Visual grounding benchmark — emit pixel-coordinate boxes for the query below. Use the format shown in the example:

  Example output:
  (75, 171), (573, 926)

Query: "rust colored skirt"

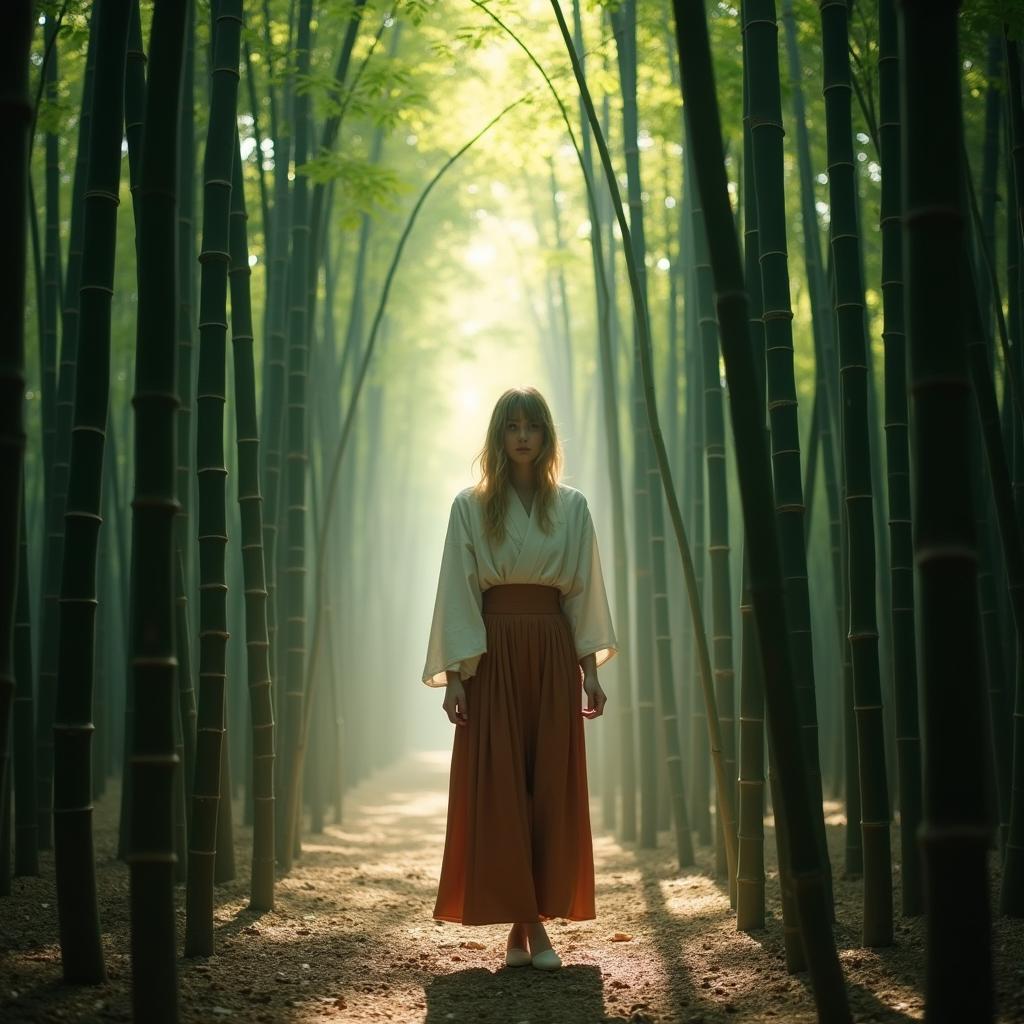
(432, 583), (596, 925)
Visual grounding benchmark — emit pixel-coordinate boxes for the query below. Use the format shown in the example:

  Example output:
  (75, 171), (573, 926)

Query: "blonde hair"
(471, 386), (563, 546)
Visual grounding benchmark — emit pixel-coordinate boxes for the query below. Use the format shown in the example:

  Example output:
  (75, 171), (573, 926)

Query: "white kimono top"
(421, 481), (618, 687)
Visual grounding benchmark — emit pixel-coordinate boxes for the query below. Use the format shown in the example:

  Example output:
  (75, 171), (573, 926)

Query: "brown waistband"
(482, 584), (563, 614)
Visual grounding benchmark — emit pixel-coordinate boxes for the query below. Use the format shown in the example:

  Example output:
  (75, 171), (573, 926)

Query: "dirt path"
(3, 750), (1023, 1023)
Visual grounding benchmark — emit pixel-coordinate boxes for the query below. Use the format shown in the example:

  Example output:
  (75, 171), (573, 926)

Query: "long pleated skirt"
(432, 583), (596, 925)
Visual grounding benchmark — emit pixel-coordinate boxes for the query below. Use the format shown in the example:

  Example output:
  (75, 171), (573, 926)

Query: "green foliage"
(34, 92), (74, 137)
(961, 0), (1024, 43)
(322, 57), (429, 127)
(400, 0), (443, 26)
(300, 151), (408, 225)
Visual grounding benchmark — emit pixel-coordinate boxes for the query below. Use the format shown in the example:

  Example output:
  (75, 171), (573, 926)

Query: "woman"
(422, 386), (618, 971)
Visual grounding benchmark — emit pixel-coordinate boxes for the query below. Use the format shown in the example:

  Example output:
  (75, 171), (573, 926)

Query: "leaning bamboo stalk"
(52, 0), (132, 985)
(38, 11), (100, 853)
(549, 0), (737, 882)
(744, 0), (832, 914)
(669, 0), (850, 1016)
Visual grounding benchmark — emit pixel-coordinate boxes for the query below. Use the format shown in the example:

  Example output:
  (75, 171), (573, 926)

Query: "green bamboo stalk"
(14, 480), (38, 876)
(897, 3), (993, 1017)
(963, 155), (1015, 820)
(744, 0), (832, 914)
(962, 230), (1024, 918)
(780, 3), (845, 814)
(684, 197), (712, 848)
(572, 0), (634, 847)
(40, 12), (61, 538)
(977, 34), (1003, 348)
(28, 63), (57, 836)
(276, 0), (314, 874)
(819, 0), (892, 948)
(175, 548), (196, 840)
(124, 0), (147, 236)
(38, 12), (99, 853)
(228, 127), (276, 911)
(736, 37), (766, 931)
(214, 723), (234, 881)
(691, 154), (737, 885)
(669, 0), (849, 1016)
(1006, 33), (1024, 259)
(242, 40), (272, 258)
(802, 391), (820, 544)
(258, 64), (291, 707)
(128, 0), (187, 1015)
(609, 0), (661, 853)
(176, 0), (198, 810)
(1001, 31), (1024, 920)
(547, 157), (578, 434)
(184, 0), (243, 958)
(877, 0), (922, 917)
(739, 39), (801, 963)
(304, 0), (368, 323)
(52, 0), (132, 984)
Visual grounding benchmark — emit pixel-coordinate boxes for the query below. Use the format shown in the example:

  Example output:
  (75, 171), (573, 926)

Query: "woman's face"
(503, 407), (545, 467)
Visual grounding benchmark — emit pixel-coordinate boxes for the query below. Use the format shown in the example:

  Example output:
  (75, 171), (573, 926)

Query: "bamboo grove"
(1, 0), (1023, 1021)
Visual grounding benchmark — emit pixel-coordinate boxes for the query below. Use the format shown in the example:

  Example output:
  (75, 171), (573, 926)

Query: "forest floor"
(2, 750), (1023, 1024)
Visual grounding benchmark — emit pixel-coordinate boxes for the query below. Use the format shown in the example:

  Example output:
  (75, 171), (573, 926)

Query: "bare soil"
(2, 750), (1023, 1023)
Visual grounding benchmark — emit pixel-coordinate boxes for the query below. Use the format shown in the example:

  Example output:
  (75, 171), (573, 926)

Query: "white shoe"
(530, 947), (562, 970)
(505, 946), (531, 967)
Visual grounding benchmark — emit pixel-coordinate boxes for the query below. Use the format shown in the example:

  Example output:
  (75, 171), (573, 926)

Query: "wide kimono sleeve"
(561, 498), (618, 669)
(421, 494), (487, 687)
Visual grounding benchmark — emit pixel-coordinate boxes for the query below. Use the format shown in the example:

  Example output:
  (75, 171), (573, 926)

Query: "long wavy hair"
(471, 386), (563, 547)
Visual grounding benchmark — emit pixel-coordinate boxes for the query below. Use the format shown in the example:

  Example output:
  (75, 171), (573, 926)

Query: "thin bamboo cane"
(184, 0), (243, 958)
(228, 127), (276, 911)
(877, 0), (922, 917)
(819, 0), (893, 948)
(14, 480), (38, 877)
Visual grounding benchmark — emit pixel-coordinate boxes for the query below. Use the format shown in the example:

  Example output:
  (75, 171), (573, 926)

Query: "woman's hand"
(582, 675), (607, 719)
(580, 654), (607, 719)
(443, 677), (469, 727)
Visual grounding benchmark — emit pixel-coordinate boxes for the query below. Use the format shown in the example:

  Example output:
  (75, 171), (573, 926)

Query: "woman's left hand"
(582, 674), (607, 719)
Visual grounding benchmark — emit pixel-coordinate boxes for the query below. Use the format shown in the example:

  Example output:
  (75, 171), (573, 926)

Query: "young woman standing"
(422, 386), (618, 970)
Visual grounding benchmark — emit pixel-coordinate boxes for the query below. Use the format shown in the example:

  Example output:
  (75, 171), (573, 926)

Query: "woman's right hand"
(443, 679), (469, 727)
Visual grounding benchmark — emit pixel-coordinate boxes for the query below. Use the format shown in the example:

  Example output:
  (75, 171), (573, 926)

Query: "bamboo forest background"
(3, 0), (1024, 1021)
